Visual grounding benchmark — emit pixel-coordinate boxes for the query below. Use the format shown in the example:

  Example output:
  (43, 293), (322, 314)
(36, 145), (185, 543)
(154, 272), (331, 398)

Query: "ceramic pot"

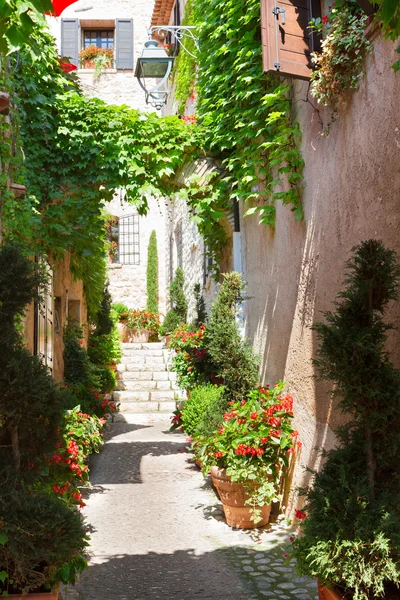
(116, 321), (129, 342)
(127, 329), (150, 343)
(5, 583), (60, 599)
(210, 466), (271, 528)
(318, 582), (347, 600)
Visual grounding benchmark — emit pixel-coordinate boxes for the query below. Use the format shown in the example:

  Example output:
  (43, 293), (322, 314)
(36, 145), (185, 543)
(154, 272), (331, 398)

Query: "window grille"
(83, 30), (114, 50)
(109, 214), (140, 265)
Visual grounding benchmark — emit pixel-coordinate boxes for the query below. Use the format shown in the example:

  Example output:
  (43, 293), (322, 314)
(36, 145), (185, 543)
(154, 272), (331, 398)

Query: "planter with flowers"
(78, 45), (114, 80)
(125, 309), (160, 343)
(199, 382), (301, 528)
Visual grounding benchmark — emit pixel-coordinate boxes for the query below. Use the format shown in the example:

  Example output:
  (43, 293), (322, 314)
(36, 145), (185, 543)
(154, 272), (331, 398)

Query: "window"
(166, 1), (181, 57)
(261, 0), (321, 79)
(61, 18), (134, 70)
(108, 214), (140, 265)
(83, 30), (115, 50)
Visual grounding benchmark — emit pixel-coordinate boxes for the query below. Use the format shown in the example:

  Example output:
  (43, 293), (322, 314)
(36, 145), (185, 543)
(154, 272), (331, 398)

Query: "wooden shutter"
(261, 0), (314, 79)
(61, 19), (79, 67)
(116, 19), (134, 70)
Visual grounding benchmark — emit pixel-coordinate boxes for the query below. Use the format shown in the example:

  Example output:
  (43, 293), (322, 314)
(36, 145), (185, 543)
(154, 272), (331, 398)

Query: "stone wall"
(240, 33), (400, 506)
(106, 195), (167, 315)
(47, 0), (156, 111)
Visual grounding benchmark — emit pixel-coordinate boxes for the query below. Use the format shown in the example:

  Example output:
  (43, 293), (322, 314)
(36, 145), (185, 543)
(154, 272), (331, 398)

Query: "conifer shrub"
(193, 282), (207, 326)
(160, 268), (188, 335)
(146, 230), (159, 314)
(291, 240), (400, 600)
(93, 282), (113, 335)
(111, 302), (130, 322)
(207, 272), (259, 401)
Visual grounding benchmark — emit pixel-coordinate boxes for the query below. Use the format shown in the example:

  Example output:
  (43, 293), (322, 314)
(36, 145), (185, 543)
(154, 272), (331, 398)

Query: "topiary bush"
(93, 282), (113, 335)
(207, 272), (259, 401)
(63, 327), (93, 387)
(181, 384), (225, 436)
(146, 230), (159, 314)
(160, 268), (188, 335)
(160, 308), (182, 336)
(291, 240), (400, 600)
(88, 328), (122, 366)
(194, 387), (230, 439)
(91, 364), (117, 394)
(0, 486), (88, 595)
(193, 282), (207, 327)
(111, 302), (129, 322)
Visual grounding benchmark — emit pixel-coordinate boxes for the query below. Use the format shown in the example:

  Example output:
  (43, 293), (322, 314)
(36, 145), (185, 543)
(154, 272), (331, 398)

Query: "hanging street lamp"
(134, 40), (174, 111)
(135, 27), (198, 110)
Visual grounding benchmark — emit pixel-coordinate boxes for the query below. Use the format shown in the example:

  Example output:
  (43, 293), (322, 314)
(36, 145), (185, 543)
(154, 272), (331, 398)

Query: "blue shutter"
(61, 19), (79, 67)
(116, 19), (134, 70)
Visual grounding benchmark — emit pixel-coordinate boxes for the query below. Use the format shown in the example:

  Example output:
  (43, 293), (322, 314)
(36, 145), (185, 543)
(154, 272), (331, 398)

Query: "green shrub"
(0, 486), (88, 594)
(146, 230), (159, 313)
(111, 302), (129, 322)
(170, 267), (187, 320)
(160, 308), (182, 336)
(94, 283), (113, 335)
(195, 387), (230, 439)
(63, 327), (92, 387)
(88, 327), (122, 365)
(193, 282), (207, 327)
(291, 240), (400, 599)
(91, 364), (117, 394)
(207, 272), (259, 401)
(181, 384), (225, 436)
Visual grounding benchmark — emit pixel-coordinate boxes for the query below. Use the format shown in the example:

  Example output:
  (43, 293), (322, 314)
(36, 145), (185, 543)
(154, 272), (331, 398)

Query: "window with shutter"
(261, 0), (319, 79)
(61, 19), (79, 67)
(116, 19), (134, 70)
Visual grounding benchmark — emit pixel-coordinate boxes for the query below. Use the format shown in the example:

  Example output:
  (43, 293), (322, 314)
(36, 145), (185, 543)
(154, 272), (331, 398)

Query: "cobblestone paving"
(61, 414), (317, 600)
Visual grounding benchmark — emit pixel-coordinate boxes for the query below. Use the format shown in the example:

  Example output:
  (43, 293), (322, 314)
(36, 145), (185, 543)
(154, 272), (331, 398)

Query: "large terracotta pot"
(5, 584), (60, 599)
(127, 329), (150, 343)
(318, 582), (347, 600)
(210, 466), (271, 528)
(116, 321), (129, 342)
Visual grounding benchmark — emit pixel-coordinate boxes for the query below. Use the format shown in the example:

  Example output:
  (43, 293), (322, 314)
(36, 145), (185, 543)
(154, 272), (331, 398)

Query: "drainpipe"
(232, 199), (246, 339)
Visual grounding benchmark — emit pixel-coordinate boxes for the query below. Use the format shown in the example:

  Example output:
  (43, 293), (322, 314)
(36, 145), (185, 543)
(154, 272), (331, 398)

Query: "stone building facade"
(48, 0), (167, 318)
(151, 0), (400, 505)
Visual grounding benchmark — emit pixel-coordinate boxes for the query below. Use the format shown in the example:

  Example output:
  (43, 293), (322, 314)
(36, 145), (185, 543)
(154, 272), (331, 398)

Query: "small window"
(108, 214), (140, 265)
(83, 30), (115, 50)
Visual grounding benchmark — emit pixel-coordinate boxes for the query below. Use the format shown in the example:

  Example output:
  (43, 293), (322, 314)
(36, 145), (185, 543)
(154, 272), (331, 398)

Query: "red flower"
(260, 436), (269, 444)
(250, 412), (258, 420)
(295, 509), (307, 520)
(214, 451), (223, 458)
(322, 15), (329, 24)
(290, 430), (299, 437)
(288, 447), (296, 454)
(297, 441), (303, 449)
(218, 427), (225, 435)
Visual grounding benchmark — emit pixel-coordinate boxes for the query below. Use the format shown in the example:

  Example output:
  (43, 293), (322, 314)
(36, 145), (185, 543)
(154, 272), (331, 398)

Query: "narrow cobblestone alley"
(61, 345), (319, 600)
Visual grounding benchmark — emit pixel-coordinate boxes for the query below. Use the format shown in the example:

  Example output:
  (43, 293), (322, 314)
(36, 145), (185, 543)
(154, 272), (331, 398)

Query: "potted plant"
(78, 45), (114, 71)
(125, 309), (160, 342)
(289, 240), (400, 600)
(199, 383), (301, 528)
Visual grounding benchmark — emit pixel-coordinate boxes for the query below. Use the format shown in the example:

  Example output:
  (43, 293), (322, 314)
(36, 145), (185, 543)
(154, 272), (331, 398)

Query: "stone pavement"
(61, 414), (318, 600)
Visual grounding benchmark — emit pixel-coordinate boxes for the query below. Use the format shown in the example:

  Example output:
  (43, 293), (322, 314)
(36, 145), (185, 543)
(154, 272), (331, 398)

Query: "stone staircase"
(113, 342), (181, 413)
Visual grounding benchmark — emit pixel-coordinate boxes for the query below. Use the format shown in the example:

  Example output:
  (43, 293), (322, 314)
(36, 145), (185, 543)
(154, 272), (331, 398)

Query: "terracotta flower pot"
(210, 466), (271, 529)
(107, 363), (117, 371)
(116, 321), (129, 342)
(318, 582), (347, 600)
(127, 329), (150, 343)
(5, 583), (60, 599)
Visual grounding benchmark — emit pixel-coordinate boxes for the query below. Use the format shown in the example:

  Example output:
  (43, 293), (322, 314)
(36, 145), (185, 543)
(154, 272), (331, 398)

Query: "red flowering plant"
(198, 382), (301, 523)
(39, 407), (106, 508)
(126, 309), (160, 338)
(168, 324), (218, 390)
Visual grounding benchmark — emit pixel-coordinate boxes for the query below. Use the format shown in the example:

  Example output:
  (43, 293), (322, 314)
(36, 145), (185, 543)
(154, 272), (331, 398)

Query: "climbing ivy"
(0, 0), (52, 54)
(192, 0), (304, 226)
(172, 0), (197, 115)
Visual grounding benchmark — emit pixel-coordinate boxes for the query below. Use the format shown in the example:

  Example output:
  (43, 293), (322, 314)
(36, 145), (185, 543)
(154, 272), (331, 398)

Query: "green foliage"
(291, 240), (400, 598)
(94, 283), (114, 336)
(146, 230), (159, 314)
(310, 0), (373, 119)
(63, 327), (92, 388)
(111, 302), (130, 322)
(190, 0), (304, 226)
(193, 282), (207, 326)
(170, 267), (188, 320)
(160, 308), (182, 335)
(91, 364), (117, 394)
(88, 328), (122, 366)
(181, 384), (225, 436)
(374, 0), (400, 41)
(172, 0), (197, 114)
(207, 272), (259, 401)
(194, 387), (229, 439)
(0, 0), (52, 54)
(0, 486), (88, 595)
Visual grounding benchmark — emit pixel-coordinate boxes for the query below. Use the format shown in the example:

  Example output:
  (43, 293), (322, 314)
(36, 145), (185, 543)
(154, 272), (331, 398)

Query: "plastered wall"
(241, 33), (400, 505)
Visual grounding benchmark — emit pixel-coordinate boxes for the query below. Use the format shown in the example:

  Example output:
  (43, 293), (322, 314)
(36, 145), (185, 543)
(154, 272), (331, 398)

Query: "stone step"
(114, 390), (176, 402)
(122, 348), (164, 357)
(121, 342), (165, 350)
(117, 380), (178, 392)
(118, 370), (176, 381)
(117, 401), (177, 413)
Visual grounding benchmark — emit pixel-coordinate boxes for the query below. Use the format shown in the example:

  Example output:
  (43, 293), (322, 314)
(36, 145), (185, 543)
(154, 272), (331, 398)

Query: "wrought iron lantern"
(134, 40), (174, 110)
